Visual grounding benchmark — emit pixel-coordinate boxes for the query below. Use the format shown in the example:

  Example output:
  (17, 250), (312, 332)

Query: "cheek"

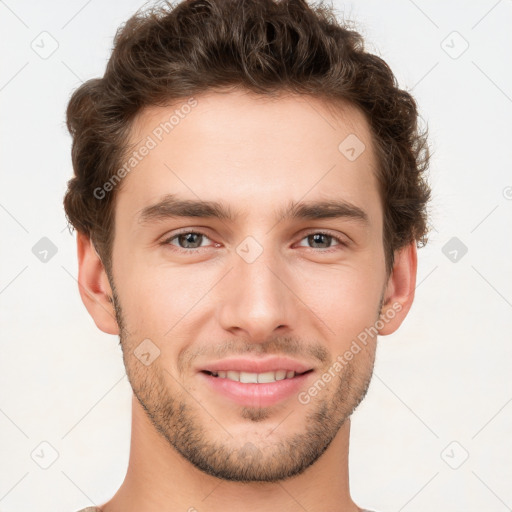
(113, 241), (385, 344)
(114, 258), (215, 336)
(293, 262), (382, 341)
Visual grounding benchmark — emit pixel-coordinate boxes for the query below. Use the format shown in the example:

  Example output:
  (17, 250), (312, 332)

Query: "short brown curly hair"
(63, 0), (430, 277)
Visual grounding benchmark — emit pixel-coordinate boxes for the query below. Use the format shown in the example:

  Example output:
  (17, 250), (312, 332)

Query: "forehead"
(115, 88), (381, 228)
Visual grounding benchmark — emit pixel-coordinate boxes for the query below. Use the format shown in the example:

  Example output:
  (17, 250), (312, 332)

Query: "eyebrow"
(137, 193), (369, 226)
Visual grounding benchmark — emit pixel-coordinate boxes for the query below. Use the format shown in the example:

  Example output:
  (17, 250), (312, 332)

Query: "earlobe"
(378, 242), (417, 336)
(76, 232), (120, 335)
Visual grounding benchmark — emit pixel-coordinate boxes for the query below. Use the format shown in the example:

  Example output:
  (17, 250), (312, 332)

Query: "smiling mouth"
(201, 369), (313, 384)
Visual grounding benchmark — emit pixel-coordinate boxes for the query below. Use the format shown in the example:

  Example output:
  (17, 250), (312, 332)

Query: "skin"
(77, 88), (417, 512)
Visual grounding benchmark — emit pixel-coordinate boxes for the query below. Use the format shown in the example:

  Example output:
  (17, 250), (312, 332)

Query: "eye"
(297, 232), (346, 251)
(160, 230), (348, 254)
(163, 231), (214, 251)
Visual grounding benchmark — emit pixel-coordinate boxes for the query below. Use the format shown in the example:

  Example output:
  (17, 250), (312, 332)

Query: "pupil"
(180, 233), (201, 248)
(309, 233), (330, 248)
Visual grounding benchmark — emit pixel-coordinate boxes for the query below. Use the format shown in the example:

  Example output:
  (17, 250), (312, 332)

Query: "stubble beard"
(110, 283), (377, 483)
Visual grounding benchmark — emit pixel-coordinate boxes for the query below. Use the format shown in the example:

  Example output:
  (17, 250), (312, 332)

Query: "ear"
(378, 242), (417, 335)
(76, 231), (119, 335)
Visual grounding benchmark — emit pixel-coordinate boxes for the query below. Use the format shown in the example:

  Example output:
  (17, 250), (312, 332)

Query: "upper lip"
(199, 356), (314, 374)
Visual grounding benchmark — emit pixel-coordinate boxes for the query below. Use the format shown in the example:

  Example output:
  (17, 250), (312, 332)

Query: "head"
(64, 0), (430, 483)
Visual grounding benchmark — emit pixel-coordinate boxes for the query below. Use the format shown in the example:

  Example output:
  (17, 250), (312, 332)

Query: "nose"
(216, 244), (298, 343)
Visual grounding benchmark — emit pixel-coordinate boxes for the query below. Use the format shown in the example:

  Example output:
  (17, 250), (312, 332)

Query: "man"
(64, 0), (430, 510)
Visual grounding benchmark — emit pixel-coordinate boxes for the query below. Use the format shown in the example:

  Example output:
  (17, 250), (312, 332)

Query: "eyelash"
(160, 229), (348, 254)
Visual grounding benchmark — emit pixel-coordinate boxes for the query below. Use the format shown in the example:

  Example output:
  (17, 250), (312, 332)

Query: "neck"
(100, 394), (360, 512)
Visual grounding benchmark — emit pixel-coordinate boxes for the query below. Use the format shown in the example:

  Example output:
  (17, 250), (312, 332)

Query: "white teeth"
(226, 370), (239, 381)
(210, 370), (298, 383)
(257, 371), (277, 383)
(240, 371), (258, 383)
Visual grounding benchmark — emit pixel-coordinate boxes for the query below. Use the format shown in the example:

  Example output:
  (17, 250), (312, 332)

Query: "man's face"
(108, 89), (389, 482)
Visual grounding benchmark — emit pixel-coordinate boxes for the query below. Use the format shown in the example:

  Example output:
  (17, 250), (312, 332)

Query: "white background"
(1, 0), (511, 511)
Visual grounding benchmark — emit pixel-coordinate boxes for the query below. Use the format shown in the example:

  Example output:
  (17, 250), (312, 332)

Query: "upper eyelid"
(163, 229), (214, 243)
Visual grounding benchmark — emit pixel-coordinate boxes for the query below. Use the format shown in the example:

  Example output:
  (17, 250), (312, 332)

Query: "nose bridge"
(216, 235), (296, 339)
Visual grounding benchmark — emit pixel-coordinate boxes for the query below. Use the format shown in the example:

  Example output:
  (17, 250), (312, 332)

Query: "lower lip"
(199, 371), (314, 407)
